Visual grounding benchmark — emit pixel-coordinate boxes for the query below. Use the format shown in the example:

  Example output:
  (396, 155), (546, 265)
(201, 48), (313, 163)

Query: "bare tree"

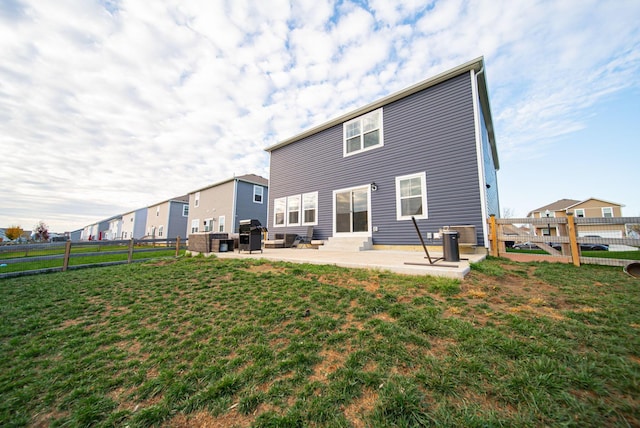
(502, 207), (516, 218)
(33, 221), (50, 242)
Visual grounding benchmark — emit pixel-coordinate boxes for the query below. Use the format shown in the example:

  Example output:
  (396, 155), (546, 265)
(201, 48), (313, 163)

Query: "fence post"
(128, 238), (134, 263)
(566, 212), (581, 267)
(175, 236), (180, 257)
(489, 215), (498, 256)
(62, 241), (72, 272)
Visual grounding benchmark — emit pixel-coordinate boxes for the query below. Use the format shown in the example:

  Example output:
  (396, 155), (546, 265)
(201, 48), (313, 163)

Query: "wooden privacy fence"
(0, 238), (185, 279)
(488, 214), (640, 267)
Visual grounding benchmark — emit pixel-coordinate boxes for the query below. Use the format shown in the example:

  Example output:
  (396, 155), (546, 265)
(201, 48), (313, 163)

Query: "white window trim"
(218, 215), (226, 232)
(158, 225), (164, 237)
(302, 191), (318, 226)
(253, 185), (264, 204)
(343, 108), (384, 157)
(602, 207), (614, 218)
(204, 218), (214, 232)
(395, 172), (428, 220)
(274, 197), (286, 227)
(194, 192), (200, 208)
(182, 204), (189, 217)
(191, 219), (199, 233)
(574, 209), (585, 218)
(287, 195), (301, 226)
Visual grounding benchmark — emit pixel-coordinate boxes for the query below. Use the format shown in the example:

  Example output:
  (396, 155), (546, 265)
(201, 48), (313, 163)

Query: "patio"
(212, 247), (487, 279)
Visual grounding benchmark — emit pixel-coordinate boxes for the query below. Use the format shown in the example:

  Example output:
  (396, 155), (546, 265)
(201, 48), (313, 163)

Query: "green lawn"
(1, 256), (639, 427)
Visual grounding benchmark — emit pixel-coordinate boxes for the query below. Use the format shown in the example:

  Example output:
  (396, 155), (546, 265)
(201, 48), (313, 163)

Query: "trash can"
(442, 230), (460, 262)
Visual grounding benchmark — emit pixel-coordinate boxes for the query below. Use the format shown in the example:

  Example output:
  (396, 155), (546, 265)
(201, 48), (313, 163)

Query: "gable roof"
(529, 199), (581, 215)
(189, 174), (269, 194)
(527, 197), (625, 217)
(265, 56), (498, 168)
(566, 197), (624, 209)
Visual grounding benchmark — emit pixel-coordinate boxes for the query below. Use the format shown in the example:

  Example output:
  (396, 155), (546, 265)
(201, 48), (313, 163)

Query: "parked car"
(512, 242), (540, 250)
(549, 242), (608, 251)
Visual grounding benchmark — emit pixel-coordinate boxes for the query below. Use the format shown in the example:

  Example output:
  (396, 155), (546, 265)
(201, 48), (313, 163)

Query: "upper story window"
(395, 172), (428, 220)
(253, 185), (264, 204)
(344, 108), (383, 156)
(574, 209), (585, 218)
(194, 192), (200, 208)
(182, 205), (189, 217)
(156, 207), (160, 216)
(602, 207), (613, 218)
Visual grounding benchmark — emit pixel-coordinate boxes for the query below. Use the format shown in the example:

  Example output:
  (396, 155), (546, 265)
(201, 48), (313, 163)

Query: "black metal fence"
(0, 238), (186, 279)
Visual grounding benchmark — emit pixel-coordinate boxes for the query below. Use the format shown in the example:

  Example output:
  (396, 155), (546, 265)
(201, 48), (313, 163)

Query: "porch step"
(319, 236), (373, 252)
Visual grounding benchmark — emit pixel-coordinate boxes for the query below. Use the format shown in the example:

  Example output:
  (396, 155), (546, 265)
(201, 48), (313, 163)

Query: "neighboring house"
(265, 57), (499, 250)
(187, 174), (269, 235)
(106, 215), (123, 240)
(145, 195), (190, 239)
(68, 229), (83, 241)
(81, 217), (116, 240)
(528, 198), (626, 238)
(121, 208), (148, 240)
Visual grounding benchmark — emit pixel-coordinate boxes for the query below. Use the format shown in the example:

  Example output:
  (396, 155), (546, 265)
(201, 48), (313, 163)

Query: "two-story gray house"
(145, 195), (190, 240)
(187, 174), (269, 235)
(265, 57), (499, 251)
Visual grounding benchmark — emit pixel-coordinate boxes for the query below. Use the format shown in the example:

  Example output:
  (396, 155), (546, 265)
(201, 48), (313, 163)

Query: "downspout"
(232, 178), (238, 233)
(470, 68), (490, 249)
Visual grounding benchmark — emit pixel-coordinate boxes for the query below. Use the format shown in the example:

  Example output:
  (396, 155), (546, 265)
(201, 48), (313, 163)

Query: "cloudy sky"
(1, 0), (639, 233)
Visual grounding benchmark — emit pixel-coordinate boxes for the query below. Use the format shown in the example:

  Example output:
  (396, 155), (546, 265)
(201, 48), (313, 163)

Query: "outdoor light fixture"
(545, 209), (551, 236)
(371, 182), (378, 191)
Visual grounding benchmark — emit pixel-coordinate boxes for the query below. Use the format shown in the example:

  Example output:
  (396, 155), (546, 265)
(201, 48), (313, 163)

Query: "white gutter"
(470, 68), (490, 248)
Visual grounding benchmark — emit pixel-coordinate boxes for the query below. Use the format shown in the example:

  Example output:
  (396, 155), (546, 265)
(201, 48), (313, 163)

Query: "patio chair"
(292, 226), (314, 248)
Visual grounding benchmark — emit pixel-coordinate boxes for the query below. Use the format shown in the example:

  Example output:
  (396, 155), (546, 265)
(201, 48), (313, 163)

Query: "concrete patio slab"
(210, 247), (487, 279)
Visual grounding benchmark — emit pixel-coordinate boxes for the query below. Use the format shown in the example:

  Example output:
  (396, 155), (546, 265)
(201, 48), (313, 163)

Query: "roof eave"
(265, 57), (487, 153)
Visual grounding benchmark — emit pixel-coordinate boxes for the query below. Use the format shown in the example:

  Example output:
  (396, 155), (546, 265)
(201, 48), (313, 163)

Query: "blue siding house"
(265, 57), (499, 250)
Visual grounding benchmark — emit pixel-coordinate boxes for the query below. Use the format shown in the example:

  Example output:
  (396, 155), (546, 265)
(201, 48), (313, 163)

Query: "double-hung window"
(191, 219), (199, 233)
(274, 197), (286, 227)
(182, 205), (189, 217)
(194, 192), (200, 208)
(574, 209), (585, 218)
(344, 108), (383, 156)
(395, 172), (428, 220)
(287, 195), (301, 226)
(602, 207), (613, 218)
(302, 192), (318, 225)
(218, 216), (226, 232)
(253, 185), (263, 203)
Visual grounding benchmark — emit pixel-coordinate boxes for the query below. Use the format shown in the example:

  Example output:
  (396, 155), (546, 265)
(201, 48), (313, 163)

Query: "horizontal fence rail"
(0, 238), (186, 279)
(489, 215), (640, 267)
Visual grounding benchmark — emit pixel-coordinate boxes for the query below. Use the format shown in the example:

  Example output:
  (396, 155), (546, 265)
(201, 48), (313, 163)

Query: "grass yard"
(1, 256), (639, 427)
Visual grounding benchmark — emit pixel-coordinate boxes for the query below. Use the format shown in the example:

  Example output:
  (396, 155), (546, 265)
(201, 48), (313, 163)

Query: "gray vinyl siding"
(269, 72), (487, 246)
(234, 180), (269, 232)
(479, 98), (500, 218)
(133, 208), (147, 239)
(167, 202), (189, 239)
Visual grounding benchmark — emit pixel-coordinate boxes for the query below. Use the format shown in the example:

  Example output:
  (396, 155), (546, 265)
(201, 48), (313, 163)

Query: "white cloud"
(1, 0), (640, 231)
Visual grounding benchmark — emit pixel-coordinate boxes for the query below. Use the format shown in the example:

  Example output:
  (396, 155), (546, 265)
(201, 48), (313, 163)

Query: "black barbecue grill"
(239, 219), (266, 253)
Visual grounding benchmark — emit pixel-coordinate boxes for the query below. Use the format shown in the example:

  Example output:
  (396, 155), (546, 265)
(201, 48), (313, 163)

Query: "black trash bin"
(442, 230), (460, 262)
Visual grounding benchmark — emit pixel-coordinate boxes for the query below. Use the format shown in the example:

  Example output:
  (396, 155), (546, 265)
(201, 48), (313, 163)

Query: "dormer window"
(344, 109), (383, 156)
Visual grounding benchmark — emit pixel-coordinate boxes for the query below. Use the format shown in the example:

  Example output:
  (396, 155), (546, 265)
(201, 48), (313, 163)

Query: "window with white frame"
(344, 108), (383, 156)
(204, 218), (214, 232)
(218, 216), (225, 232)
(302, 192), (318, 225)
(253, 185), (263, 203)
(158, 226), (164, 237)
(191, 219), (199, 233)
(156, 207), (160, 216)
(395, 172), (428, 220)
(574, 209), (585, 218)
(274, 197), (286, 227)
(194, 192), (200, 208)
(182, 205), (189, 217)
(602, 207), (613, 218)
(287, 195), (301, 226)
